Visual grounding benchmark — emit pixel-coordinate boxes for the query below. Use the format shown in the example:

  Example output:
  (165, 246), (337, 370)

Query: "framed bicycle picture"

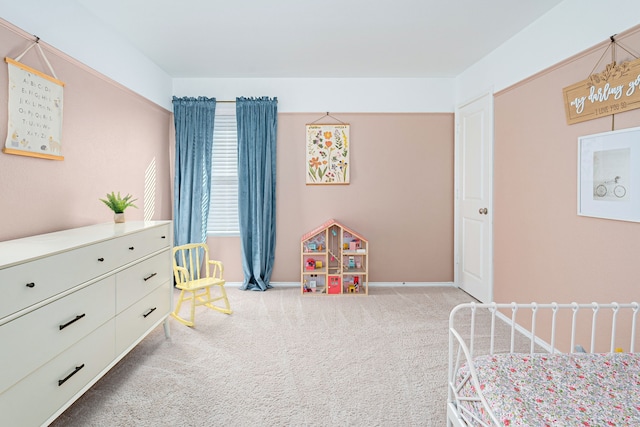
(578, 126), (640, 222)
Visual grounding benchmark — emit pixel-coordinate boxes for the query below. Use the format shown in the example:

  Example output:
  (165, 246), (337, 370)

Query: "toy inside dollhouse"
(302, 229), (327, 293)
(327, 224), (342, 275)
(340, 229), (366, 293)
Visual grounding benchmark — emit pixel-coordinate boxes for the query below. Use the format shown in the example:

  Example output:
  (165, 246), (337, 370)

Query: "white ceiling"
(75, 0), (565, 79)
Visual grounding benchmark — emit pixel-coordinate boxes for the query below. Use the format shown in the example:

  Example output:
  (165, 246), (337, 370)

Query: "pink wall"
(493, 26), (640, 348)
(0, 19), (172, 242)
(209, 112), (455, 283)
(0, 20), (454, 285)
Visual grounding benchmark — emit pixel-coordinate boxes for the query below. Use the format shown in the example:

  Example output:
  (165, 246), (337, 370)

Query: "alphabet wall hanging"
(4, 37), (65, 160)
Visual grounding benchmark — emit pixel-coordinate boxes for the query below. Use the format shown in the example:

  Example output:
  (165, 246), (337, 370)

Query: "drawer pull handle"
(161, 235), (166, 239)
(26, 282), (35, 288)
(59, 313), (86, 330)
(143, 272), (157, 281)
(143, 307), (157, 318)
(129, 246), (135, 251)
(58, 363), (85, 386)
(98, 257), (105, 262)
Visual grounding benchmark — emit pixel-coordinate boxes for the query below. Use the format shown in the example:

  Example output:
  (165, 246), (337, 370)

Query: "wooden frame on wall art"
(578, 126), (640, 222)
(306, 124), (350, 185)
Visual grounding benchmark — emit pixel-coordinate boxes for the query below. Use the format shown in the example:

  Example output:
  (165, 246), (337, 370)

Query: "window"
(207, 102), (239, 236)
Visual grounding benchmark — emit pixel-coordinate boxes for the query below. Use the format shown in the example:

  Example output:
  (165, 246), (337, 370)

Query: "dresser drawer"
(113, 224), (171, 267)
(0, 239), (121, 320)
(115, 250), (171, 313)
(0, 276), (115, 394)
(0, 319), (115, 427)
(115, 281), (170, 354)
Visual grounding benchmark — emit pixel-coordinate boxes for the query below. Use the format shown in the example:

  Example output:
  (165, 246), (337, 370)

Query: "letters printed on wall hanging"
(4, 56), (65, 160)
(306, 124), (350, 185)
(563, 57), (640, 125)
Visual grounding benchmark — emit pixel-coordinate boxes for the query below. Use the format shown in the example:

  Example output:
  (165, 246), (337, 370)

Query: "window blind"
(207, 102), (239, 236)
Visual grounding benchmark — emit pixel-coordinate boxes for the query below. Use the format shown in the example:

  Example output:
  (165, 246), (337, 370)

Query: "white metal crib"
(447, 302), (640, 427)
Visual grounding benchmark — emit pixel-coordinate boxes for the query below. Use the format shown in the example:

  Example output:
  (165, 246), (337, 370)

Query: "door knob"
(478, 208), (488, 215)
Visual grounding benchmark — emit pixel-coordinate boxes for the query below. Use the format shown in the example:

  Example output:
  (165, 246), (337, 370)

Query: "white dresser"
(0, 221), (173, 426)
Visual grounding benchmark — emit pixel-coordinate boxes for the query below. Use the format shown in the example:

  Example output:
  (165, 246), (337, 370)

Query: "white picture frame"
(578, 126), (640, 222)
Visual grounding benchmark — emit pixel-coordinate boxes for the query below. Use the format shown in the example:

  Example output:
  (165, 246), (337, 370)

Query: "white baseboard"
(368, 281), (455, 287)
(224, 282), (299, 288)
(224, 282), (246, 288)
(493, 310), (554, 353)
(226, 281), (456, 288)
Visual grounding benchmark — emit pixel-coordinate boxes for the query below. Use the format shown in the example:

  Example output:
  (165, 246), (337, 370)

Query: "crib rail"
(447, 302), (639, 427)
(451, 302), (639, 357)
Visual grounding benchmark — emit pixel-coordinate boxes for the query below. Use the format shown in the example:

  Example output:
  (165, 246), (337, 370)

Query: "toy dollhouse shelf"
(301, 219), (368, 295)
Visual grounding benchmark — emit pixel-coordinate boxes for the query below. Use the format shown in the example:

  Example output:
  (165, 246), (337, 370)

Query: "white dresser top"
(0, 221), (171, 268)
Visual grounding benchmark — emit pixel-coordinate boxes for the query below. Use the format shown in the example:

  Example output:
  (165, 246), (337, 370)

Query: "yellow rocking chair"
(172, 243), (232, 327)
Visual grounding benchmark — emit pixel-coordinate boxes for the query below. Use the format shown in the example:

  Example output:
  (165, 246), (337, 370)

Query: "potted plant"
(100, 192), (138, 223)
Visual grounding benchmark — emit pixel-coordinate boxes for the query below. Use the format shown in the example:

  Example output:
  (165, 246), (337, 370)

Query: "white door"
(455, 93), (493, 302)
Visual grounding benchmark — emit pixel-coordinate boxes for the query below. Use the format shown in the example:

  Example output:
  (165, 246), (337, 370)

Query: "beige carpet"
(50, 286), (479, 427)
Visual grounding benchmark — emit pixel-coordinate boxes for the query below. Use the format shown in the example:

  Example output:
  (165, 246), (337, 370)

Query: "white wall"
(455, 0), (640, 105)
(4, 0), (639, 113)
(173, 78), (454, 113)
(0, 0), (173, 110)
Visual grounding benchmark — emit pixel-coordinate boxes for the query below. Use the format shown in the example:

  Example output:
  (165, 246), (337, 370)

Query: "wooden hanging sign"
(563, 57), (640, 125)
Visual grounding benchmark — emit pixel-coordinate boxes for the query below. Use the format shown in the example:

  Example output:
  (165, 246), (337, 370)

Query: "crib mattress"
(457, 352), (640, 426)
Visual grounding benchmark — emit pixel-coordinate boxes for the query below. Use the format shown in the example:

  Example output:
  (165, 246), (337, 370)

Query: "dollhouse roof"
(301, 219), (368, 242)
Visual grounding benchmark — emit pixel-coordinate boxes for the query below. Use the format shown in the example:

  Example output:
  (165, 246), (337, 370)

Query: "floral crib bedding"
(457, 352), (640, 426)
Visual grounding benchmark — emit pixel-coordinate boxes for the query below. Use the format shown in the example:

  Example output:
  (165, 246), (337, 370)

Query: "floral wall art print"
(306, 124), (350, 184)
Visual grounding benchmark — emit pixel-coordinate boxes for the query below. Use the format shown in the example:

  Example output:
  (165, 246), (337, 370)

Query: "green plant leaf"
(318, 167), (326, 180)
(99, 191), (138, 214)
